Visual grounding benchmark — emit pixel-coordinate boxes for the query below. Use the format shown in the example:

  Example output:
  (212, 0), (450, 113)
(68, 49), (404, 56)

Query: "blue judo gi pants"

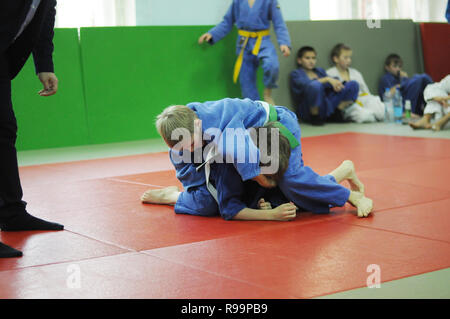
(239, 38), (279, 101)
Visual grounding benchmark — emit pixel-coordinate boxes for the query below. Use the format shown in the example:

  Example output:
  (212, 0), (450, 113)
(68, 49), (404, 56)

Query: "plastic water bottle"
(393, 88), (403, 124)
(383, 88), (394, 123)
(404, 100), (411, 119)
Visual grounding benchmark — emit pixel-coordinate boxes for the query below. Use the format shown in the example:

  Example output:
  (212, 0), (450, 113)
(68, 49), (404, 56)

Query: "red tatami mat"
(358, 158), (450, 192)
(0, 231), (127, 271)
(0, 253), (288, 298)
(1, 132), (449, 298)
(145, 220), (450, 298)
(333, 198), (450, 243)
(19, 152), (172, 188)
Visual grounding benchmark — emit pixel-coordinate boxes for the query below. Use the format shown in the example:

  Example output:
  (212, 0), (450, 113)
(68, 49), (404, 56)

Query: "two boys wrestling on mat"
(141, 98), (373, 221)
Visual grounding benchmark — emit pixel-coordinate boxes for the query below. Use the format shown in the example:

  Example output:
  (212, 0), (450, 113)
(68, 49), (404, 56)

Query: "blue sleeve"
(169, 150), (206, 190)
(269, 0), (291, 47)
(208, 1), (236, 44)
(290, 68), (310, 93)
(215, 120), (261, 182)
(291, 68), (332, 92)
(316, 67), (333, 90)
(211, 164), (248, 221)
(191, 99), (266, 181)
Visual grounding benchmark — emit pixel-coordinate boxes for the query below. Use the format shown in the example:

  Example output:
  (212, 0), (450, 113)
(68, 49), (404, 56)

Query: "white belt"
(196, 146), (219, 203)
(257, 100), (271, 125)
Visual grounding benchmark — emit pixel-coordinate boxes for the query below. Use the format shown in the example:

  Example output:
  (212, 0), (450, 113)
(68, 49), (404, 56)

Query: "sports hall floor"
(0, 122), (449, 299)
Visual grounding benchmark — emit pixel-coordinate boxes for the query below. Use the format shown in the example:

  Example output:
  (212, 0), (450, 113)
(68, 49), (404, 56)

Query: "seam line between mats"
(357, 171), (450, 194)
(330, 218), (450, 245)
(373, 199), (450, 215)
(140, 250), (300, 299)
(0, 229), (137, 273)
(0, 250), (136, 273)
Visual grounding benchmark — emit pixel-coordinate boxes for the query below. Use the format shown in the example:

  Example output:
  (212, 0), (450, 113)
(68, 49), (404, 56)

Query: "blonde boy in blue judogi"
(198, 0), (291, 104)
(142, 98), (373, 219)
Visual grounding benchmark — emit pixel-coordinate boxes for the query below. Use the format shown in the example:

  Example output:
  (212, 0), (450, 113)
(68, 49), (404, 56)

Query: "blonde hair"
(155, 105), (197, 147)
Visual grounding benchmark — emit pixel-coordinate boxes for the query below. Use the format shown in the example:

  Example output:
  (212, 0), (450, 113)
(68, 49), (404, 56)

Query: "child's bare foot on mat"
(141, 186), (180, 205)
(348, 191), (373, 218)
(331, 160), (365, 195)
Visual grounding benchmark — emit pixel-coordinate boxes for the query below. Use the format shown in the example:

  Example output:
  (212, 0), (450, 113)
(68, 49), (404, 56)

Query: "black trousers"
(0, 52), (26, 220)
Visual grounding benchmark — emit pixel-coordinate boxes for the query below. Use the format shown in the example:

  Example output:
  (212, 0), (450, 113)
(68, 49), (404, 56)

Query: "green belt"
(268, 105), (300, 149)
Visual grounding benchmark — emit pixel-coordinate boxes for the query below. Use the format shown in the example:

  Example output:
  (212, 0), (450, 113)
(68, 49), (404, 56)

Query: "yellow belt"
(233, 29), (270, 83)
(356, 92), (369, 107)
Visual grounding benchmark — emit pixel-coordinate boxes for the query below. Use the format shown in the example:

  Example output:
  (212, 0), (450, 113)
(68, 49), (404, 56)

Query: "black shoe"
(0, 211), (64, 231)
(0, 242), (22, 258)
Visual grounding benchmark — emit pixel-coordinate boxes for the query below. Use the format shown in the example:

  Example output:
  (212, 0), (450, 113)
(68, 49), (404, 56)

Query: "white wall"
(135, 0), (310, 26)
(55, 0), (447, 28)
(310, 0), (448, 22)
(55, 0), (136, 28)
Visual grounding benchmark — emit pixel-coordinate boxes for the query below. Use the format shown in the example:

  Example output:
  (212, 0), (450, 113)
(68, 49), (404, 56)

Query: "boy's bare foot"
(141, 186), (180, 205)
(331, 160), (365, 195)
(348, 191), (373, 218)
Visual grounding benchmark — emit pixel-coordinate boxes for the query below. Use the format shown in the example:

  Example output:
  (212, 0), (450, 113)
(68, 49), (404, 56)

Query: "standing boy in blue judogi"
(198, 0), (291, 104)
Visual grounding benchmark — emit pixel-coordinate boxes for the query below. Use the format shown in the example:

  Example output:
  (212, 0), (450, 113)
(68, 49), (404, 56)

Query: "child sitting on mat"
(290, 46), (359, 125)
(378, 53), (433, 117)
(141, 98), (373, 219)
(326, 43), (385, 123)
(409, 74), (450, 131)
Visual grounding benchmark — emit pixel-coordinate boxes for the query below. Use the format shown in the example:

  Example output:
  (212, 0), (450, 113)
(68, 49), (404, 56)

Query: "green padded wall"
(12, 28), (89, 151)
(79, 26), (254, 144)
(273, 20), (425, 110)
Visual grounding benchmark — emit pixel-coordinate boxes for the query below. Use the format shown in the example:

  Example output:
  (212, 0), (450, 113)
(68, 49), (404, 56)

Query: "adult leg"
(0, 54), (63, 233)
(0, 53), (22, 258)
(0, 79), (25, 218)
